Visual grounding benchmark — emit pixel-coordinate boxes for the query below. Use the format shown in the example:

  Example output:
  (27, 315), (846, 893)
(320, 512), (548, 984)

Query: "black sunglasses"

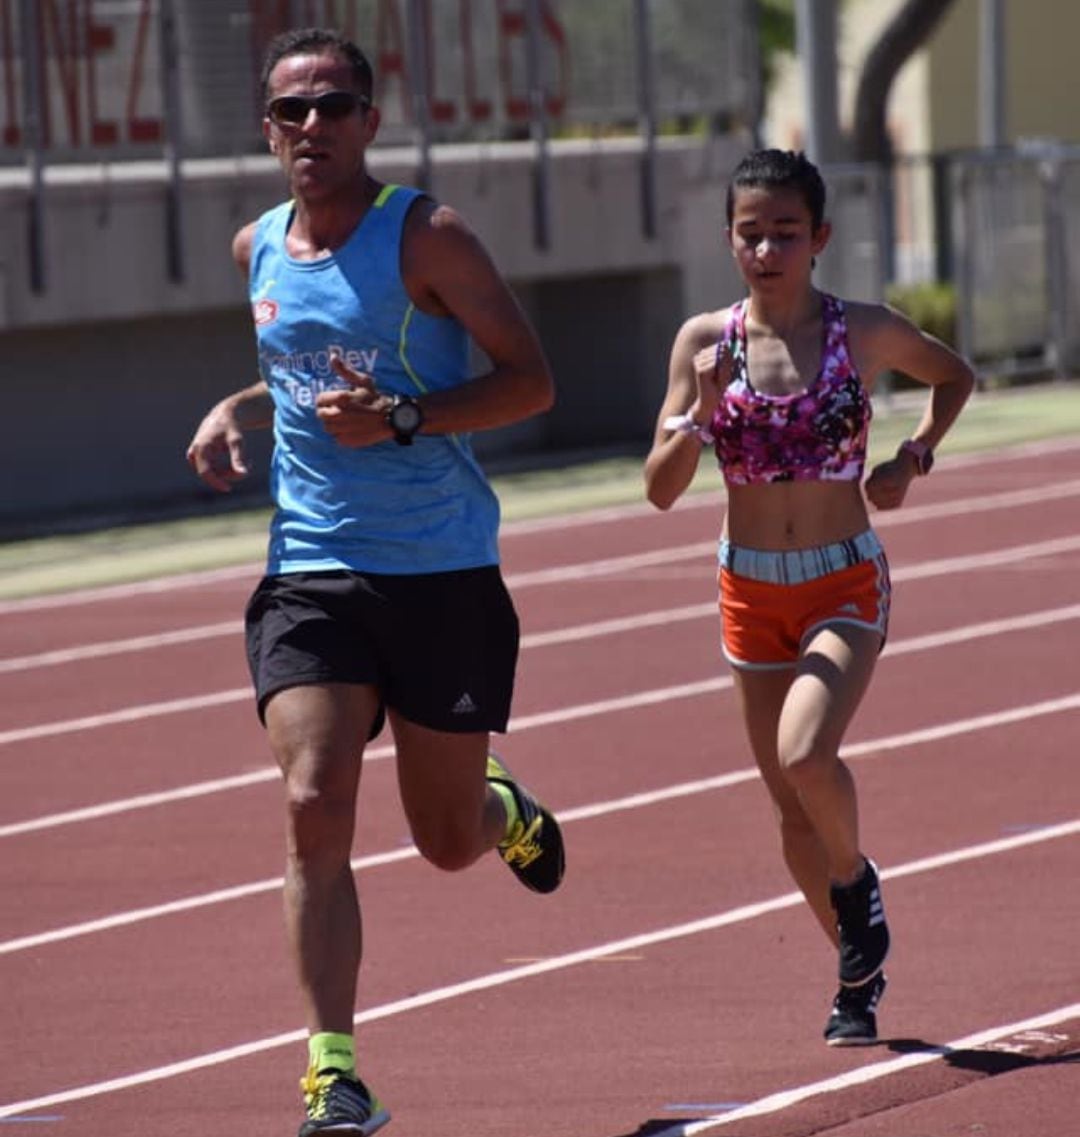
(266, 90), (370, 126)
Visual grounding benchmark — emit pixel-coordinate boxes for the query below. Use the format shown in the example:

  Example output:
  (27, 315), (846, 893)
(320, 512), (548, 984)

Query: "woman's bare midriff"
(722, 480), (871, 550)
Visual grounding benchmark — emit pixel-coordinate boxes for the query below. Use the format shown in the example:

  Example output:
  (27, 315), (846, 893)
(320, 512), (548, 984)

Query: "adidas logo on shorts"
(452, 692), (477, 714)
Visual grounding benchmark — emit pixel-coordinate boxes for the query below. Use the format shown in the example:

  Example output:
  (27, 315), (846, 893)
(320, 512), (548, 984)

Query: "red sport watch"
(898, 439), (934, 476)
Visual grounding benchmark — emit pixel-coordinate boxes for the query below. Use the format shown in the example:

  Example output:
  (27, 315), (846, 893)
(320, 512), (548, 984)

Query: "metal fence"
(1, 0), (760, 162)
(815, 162), (887, 303)
(1056, 155), (1080, 373)
(1, 0), (760, 285)
(950, 147), (1080, 378)
(823, 147), (1080, 381)
(4, 3), (1080, 380)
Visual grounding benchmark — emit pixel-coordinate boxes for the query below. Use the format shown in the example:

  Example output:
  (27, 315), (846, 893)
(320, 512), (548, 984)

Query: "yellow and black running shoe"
(487, 753), (565, 894)
(299, 1067), (390, 1136)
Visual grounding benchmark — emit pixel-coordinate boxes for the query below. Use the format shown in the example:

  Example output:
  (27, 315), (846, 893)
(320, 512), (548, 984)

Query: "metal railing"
(949, 146), (1080, 378)
(826, 147), (1080, 381)
(5, 4), (1078, 381)
(0, 0), (760, 288)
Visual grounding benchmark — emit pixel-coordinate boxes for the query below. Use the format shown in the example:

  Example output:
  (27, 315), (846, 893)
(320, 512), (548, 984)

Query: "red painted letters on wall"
(0, 0), (569, 154)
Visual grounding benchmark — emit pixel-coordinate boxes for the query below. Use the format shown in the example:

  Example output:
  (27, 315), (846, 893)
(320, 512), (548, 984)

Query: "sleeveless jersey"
(248, 185), (501, 575)
(709, 294), (872, 486)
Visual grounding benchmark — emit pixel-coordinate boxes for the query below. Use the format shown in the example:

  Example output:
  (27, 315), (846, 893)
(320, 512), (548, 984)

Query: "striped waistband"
(718, 530), (884, 585)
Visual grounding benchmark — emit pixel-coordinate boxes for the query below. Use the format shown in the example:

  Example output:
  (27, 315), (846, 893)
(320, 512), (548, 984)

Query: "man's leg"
(245, 569), (391, 1132)
(265, 681), (391, 1135)
(391, 716), (565, 893)
(391, 719), (497, 869)
(265, 681), (380, 1035)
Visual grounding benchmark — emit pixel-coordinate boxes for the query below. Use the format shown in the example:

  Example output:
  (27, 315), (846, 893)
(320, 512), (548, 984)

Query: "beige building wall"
(763, 0), (933, 283)
(761, 0), (1080, 285)
(763, 0), (929, 157)
(929, 0), (1080, 149)
(765, 0), (1080, 156)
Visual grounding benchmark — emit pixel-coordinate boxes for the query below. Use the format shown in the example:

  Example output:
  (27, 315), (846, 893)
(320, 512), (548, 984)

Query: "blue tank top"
(249, 185), (501, 574)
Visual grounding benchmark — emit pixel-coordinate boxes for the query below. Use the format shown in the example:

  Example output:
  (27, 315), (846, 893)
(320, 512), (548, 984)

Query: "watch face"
(390, 398), (422, 434)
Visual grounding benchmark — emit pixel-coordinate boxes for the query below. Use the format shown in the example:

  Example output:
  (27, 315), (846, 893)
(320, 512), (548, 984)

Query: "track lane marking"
(3, 536), (1080, 748)
(0, 821), (1076, 1119)
(0, 603), (710, 674)
(643, 1002), (1080, 1135)
(4, 515), (1079, 672)
(0, 620), (242, 674)
(1, 456), (1079, 619)
(3, 476), (1079, 670)
(3, 692), (1078, 954)
(2, 438), (1079, 1122)
(3, 600), (1080, 836)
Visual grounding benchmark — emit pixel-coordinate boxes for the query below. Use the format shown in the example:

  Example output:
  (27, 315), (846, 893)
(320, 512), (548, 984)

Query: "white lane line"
(0, 844), (412, 956)
(0, 620), (242, 674)
(0, 600), (719, 675)
(1, 458), (1078, 620)
(5, 498), (1080, 672)
(2, 600), (1080, 835)
(499, 438), (1080, 536)
(0, 562), (261, 616)
(871, 474), (1080, 527)
(0, 688), (253, 745)
(0, 604), (712, 674)
(0, 820), (1076, 1120)
(646, 1002), (1080, 1136)
(5, 470), (1080, 670)
(3, 694), (1078, 955)
(3, 536), (1078, 747)
(503, 526), (1080, 589)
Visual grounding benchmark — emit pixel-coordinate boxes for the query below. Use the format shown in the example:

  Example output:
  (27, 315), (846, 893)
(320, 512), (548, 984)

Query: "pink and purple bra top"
(708, 294), (871, 486)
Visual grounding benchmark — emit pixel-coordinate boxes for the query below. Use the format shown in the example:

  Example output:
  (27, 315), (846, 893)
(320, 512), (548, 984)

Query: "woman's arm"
(852, 303), (976, 510)
(644, 311), (730, 510)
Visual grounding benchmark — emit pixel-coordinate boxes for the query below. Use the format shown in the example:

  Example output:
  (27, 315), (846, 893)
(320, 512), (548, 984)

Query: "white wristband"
(663, 413), (715, 446)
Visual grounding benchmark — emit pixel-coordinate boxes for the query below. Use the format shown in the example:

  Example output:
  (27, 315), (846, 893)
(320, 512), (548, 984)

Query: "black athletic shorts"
(244, 567), (519, 733)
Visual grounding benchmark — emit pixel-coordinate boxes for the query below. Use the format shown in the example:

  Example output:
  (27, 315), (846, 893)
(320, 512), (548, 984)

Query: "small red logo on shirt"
(253, 299), (279, 326)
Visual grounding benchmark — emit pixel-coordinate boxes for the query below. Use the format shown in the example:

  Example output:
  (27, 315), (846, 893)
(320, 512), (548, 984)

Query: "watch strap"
(388, 394), (423, 446)
(663, 412), (715, 446)
(898, 438), (933, 475)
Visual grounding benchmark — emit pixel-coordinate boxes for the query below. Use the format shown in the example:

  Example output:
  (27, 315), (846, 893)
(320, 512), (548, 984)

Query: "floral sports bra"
(708, 294), (871, 486)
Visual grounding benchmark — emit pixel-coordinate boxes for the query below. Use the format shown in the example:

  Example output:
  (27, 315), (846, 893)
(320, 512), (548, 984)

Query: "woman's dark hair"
(260, 27), (374, 104)
(725, 149), (827, 231)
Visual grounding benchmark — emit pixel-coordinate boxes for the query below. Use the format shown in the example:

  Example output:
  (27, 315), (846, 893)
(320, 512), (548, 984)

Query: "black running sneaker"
(830, 857), (889, 986)
(824, 971), (888, 1046)
(298, 1068), (390, 1136)
(487, 753), (565, 894)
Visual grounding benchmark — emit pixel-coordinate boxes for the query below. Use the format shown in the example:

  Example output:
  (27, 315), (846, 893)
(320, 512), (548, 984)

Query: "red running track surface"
(1, 439), (1078, 1136)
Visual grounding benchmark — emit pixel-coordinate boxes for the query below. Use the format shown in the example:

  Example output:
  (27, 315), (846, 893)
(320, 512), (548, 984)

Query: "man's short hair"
(260, 27), (374, 104)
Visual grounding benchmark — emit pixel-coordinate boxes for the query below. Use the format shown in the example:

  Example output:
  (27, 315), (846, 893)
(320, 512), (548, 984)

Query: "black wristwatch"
(387, 394), (423, 446)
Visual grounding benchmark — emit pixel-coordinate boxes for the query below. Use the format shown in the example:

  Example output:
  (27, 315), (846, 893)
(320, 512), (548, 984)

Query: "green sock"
(490, 781), (521, 846)
(309, 1031), (356, 1076)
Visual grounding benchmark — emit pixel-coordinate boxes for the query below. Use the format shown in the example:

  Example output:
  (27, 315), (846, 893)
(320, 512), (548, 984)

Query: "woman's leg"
(776, 622), (882, 885)
(733, 666), (839, 943)
(779, 622), (891, 991)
